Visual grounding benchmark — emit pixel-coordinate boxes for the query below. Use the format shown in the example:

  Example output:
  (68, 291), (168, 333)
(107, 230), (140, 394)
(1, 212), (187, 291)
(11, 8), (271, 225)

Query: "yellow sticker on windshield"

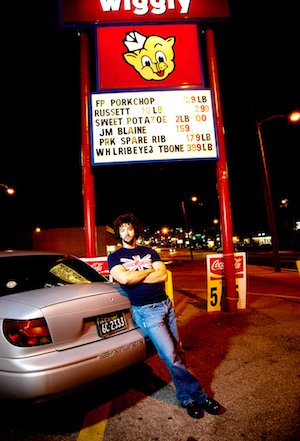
(50, 263), (91, 284)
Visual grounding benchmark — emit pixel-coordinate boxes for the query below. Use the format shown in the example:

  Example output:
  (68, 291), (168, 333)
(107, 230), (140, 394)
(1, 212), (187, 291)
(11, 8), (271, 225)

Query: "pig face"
(123, 35), (175, 81)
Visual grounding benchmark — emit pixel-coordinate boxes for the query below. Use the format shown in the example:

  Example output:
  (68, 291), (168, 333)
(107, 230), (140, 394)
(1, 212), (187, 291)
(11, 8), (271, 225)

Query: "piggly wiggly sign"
(95, 24), (203, 90)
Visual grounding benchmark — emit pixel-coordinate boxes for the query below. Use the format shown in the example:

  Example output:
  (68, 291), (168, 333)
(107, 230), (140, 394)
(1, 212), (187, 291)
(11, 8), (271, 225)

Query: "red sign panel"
(209, 255), (245, 280)
(96, 24), (203, 90)
(59, 0), (230, 26)
(81, 257), (109, 277)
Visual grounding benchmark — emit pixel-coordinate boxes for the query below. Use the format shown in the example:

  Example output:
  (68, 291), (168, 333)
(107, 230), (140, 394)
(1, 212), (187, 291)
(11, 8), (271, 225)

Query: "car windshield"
(0, 255), (106, 296)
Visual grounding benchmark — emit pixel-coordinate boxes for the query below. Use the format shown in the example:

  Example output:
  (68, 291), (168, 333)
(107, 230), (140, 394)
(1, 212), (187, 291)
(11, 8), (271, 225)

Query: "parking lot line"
(77, 401), (111, 441)
(247, 292), (300, 300)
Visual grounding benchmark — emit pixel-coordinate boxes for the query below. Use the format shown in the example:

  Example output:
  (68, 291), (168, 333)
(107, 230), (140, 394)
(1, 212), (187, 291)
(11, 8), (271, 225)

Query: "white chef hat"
(123, 31), (147, 52)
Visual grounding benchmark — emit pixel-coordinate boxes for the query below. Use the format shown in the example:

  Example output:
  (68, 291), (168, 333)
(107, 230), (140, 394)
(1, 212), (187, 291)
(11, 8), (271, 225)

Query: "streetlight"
(6, 188), (15, 195)
(0, 183), (15, 195)
(181, 200), (193, 259)
(289, 111), (300, 122)
(212, 218), (221, 250)
(180, 196), (203, 259)
(280, 198), (289, 208)
(256, 112), (300, 272)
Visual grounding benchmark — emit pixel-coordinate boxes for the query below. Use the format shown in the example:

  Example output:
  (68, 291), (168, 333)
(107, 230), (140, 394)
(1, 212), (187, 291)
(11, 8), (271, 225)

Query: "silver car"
(0, 251), (154, 402)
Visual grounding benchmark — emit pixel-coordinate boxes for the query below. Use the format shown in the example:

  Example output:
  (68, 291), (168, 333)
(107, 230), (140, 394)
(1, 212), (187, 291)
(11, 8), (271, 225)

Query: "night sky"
(1, 1), (299, 246)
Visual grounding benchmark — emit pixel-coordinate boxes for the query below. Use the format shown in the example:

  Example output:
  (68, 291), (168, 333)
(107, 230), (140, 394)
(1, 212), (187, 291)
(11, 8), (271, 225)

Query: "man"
(108, 213), (221, 419)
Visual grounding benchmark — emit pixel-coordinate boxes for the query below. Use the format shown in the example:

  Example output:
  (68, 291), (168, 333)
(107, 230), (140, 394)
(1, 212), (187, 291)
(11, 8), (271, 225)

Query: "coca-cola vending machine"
(206, 253), (246, 311)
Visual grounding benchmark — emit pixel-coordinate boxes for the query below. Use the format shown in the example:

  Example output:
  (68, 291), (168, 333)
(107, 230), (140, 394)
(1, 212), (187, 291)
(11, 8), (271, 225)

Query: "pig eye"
(141, 56), (152, 67)
(155, 51), (166, 63)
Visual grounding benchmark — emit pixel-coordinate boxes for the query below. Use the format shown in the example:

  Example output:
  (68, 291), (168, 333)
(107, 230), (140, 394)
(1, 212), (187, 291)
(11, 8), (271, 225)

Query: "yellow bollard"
(296, 261), (300, 277)
(164, 270), (174, 305)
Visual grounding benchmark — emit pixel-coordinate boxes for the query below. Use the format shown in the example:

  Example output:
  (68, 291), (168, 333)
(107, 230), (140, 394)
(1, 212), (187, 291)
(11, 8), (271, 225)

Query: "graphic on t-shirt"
(121, 254), (153, 271)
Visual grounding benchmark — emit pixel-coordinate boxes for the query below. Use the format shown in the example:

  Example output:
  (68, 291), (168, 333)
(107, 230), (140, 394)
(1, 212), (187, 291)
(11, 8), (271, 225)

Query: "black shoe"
(182, 402), (204, 419)
(201, 397), (221, 415)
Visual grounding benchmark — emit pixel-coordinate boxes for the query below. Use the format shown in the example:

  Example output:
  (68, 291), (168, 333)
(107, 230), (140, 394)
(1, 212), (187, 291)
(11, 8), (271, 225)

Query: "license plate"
(96, 311), (127, 338)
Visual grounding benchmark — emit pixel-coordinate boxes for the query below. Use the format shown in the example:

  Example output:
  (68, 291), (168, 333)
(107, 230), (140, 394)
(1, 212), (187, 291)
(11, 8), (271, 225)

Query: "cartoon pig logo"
(123, 31), (175, 81)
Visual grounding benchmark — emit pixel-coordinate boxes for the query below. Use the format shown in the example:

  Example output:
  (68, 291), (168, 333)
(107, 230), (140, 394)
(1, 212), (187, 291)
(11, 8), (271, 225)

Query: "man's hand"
(142, 261), (168, 284)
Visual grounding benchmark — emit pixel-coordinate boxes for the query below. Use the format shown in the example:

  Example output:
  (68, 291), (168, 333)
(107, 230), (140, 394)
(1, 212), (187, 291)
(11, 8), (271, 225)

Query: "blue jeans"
(132, 297), (206, 406)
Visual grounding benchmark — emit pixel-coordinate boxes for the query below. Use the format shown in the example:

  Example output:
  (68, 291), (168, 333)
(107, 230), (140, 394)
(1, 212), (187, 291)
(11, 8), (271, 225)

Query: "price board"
(90, 89), (218, 165)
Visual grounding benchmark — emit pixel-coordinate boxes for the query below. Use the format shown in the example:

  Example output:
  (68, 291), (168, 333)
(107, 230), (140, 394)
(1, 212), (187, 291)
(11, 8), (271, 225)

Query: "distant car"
(0, 251), (154, 402)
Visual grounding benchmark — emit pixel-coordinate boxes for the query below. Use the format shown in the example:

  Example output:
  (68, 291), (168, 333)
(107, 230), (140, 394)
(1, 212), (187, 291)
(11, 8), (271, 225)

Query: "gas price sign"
(90, 89), (218, 165)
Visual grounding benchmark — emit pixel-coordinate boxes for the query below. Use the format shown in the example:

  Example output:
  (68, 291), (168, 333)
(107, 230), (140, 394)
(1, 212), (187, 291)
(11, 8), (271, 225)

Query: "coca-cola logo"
(210, 258), (224, 276)
(210, 256), (244, 278)
(91, 262), (109, 275)
(234, 257), (243, 272)
(91, 262), (105, 272)
(82, 259), (109, 275)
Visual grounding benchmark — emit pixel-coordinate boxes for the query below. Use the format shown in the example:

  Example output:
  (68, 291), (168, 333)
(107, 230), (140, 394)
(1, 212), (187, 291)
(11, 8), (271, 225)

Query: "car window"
(0, 255), (106, 296)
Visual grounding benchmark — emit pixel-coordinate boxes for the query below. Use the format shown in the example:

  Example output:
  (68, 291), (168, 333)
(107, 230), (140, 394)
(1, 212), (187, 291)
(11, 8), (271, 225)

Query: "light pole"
(180, 196), (202, 260)
(181, 200), (193, 259)
(256, 111), (300, 272)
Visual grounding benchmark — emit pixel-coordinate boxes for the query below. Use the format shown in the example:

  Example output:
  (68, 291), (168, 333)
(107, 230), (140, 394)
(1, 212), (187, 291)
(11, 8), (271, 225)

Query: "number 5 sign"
(206, 253), (246, 312)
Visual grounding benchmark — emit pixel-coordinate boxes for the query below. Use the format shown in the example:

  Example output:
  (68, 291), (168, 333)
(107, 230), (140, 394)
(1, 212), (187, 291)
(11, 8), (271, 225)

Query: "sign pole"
(79, 32), (97, 258)
(205, 29), (237, 313)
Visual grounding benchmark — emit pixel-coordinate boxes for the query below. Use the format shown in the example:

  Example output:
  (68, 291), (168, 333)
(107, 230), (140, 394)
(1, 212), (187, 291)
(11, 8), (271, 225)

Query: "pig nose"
(155, 61), (167, 72)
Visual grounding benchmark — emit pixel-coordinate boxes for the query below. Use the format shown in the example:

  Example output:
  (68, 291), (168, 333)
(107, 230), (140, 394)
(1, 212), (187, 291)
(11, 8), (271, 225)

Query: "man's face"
(119, 223), (136, 246)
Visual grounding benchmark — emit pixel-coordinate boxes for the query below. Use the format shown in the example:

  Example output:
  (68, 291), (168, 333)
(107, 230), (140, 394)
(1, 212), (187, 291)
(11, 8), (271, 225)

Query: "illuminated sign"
(59, 0), (230, 26)
(96, 24), (203, 90)
(90, 89), (218, 165)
